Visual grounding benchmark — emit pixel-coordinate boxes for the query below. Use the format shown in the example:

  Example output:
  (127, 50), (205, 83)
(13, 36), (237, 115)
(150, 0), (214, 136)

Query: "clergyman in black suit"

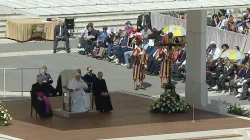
(53, 20), (70, 53)
(137, 12), (151, 32)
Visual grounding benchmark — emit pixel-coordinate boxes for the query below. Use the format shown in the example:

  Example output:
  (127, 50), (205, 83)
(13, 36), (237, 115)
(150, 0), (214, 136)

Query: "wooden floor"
(1, 92), (250, 140)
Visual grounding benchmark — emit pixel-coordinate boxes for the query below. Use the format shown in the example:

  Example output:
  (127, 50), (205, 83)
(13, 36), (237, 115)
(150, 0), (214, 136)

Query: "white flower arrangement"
(0, 101), (12, 126)
(150, 91), (189, 114)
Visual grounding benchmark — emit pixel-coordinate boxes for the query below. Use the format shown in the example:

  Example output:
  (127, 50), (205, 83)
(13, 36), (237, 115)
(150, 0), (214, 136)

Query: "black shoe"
(53, 50), (56, 54)
(66, 50), (71, 53)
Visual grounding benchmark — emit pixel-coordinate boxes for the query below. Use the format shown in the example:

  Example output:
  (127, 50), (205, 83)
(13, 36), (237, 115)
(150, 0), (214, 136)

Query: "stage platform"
(52, 109), (97, 118)
(1, 92), (250, 140)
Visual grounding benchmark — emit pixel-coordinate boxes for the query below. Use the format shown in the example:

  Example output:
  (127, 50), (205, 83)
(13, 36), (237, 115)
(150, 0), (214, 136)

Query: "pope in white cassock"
(68, 72), (91, 112)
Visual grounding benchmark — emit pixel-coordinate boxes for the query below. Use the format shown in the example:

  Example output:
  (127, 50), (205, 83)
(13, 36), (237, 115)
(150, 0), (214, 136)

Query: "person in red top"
(162, 34), (168, 43)
(173, 47), (180, 63)
(124, 21), (133, 36)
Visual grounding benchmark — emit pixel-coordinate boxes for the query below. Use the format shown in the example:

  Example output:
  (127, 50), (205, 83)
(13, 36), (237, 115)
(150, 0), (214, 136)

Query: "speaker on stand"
(64, 18), (77, 38)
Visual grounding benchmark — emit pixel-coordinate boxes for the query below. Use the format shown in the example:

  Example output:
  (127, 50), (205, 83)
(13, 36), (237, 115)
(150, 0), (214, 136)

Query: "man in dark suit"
(146, 45), (158, 75)
(239, 63), (250, 100)
(37, 66), (57, 96)
(217, 61), (234, 94)
(53, 20), (70, 53)
(137, 12), (151, 32)
(83, 66), (97, 93)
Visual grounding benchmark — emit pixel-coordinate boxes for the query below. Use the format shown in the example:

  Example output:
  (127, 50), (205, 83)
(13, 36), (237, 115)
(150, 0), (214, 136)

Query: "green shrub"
(0, 101), (12, 126)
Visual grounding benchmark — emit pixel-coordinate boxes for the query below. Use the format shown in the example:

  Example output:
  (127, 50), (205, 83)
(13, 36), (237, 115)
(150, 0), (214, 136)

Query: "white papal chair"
(60, 69), (77, 112)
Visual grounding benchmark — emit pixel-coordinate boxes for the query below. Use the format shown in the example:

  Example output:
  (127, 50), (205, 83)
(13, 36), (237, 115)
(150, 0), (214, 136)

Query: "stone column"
(185, 10), (208, 108)
(185, 10), (227, 114)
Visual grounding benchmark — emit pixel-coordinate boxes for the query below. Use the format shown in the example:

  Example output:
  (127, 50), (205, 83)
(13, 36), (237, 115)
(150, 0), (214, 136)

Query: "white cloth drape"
(68, 78), (91, 113)
(150, 12), (250, 52)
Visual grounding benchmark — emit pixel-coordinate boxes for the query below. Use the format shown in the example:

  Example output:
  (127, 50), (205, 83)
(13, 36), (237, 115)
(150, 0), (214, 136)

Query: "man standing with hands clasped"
(53, 20), (70, 54)
(137, 12), (151, 32)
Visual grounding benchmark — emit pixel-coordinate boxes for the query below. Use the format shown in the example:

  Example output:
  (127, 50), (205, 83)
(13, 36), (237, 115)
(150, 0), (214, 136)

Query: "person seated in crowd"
(175, 58), (186, 81)
(147, 42), (163, 76)
(172, 45), (186, 77)
(206, 42), (222, 62)
(113, 32), (131, 65)
(108, 32), (130, 64)
(209, 14), (220, 27)
(82, 24), (98, 55)
(236, 63), (250, 100)
(53, 20), (70, 53)
(78, 23), (93, 48)
(93, 72), (113, 112)
(231, 24), (238, 32)
(207, 58), (225, 90)
(221, 21), (232, 31)
(83, 66), (97, 93)
(216, 60), (234, 94)
(241, 22), (249, 35)
(140, 25), (152, 39)
(31, 75), (52, 118)
(37, 66), (57, 96)
(234, 46), (240, 51)
(242, 50), (250, 64)
(106, 33), (122, 57)
(221, 43), (229, 53)
(67, 71), (90, 112)
(123, 37), (148, 67)
(217, 15), (227, 29)
(229, 63), (245, 95)
(173, 47), (180, 63)
(92, 26), (109, 59)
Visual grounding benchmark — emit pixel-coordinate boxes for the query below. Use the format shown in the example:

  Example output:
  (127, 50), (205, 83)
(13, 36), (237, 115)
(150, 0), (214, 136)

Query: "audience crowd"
(207, 8), (250, 34)
(76, 10), (250, 101)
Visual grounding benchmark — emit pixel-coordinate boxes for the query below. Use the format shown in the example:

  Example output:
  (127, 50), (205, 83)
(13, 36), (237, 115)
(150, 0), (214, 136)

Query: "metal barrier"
(0, 68), (40, 98)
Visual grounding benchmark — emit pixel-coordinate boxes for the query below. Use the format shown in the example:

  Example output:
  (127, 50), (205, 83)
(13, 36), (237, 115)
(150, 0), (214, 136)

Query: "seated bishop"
(67, 71), (91, 113)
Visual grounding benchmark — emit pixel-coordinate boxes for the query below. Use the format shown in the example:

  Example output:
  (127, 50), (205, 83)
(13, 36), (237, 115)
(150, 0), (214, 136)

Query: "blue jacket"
(147, 46), (157, 57)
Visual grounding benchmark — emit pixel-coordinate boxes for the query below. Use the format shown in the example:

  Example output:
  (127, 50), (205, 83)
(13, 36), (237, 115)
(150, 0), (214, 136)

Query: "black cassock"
(31, 82), (52, 118)
(93, 79), (113, 112)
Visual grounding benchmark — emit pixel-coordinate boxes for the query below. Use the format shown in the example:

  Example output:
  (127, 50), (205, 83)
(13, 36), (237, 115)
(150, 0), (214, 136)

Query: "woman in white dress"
(67, 72), (91, 112)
